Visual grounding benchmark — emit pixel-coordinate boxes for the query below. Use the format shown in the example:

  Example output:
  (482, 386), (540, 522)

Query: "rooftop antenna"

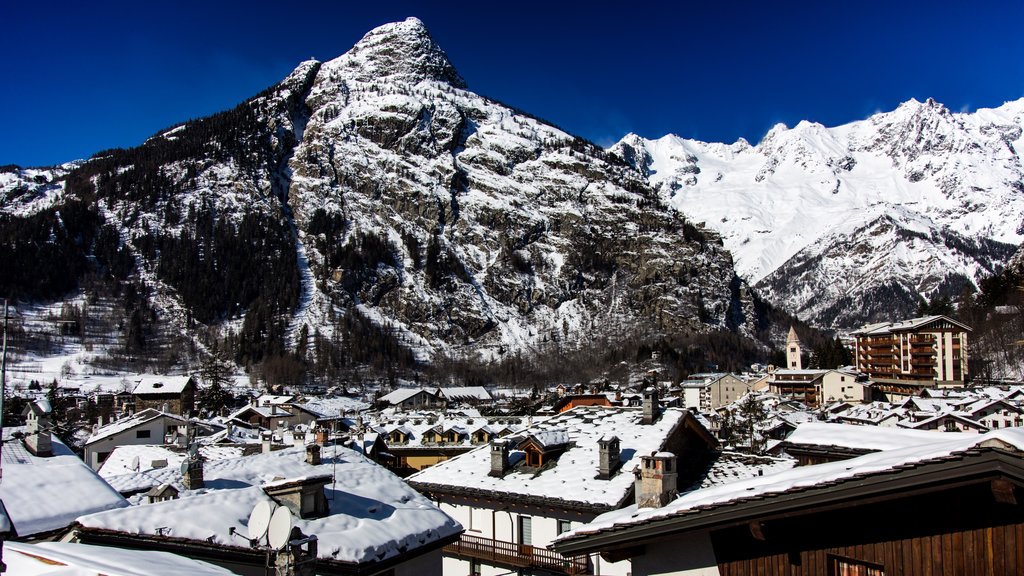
(130, 455), (140, 472)
(267, 505), (294, 551)
(247, 500), (274, 546)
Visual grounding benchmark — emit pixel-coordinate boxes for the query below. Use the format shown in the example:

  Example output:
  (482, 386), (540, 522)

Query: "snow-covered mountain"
(613, 97), (1024, 328)
(1, 18), (785, 375)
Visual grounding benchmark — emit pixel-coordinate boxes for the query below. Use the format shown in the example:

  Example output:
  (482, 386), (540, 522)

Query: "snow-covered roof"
(98, 444), (250, 493)
(851, 315), (972, 336)
(365, 411), (525, 450)
(785, 422), (963, 452)
(379, 387), (436, 404)
(5, 541), (240, 576)
(229, 405), (293, 419)
(86, 409), (187, 445)
(0, 428), (128, 537)
(132, 375), (193, 395)
(526, 428), (570, 450)
(75, 444), (461, 566)
(408, 406), (709, 511)
(685, 451), (796, 492)
(435, 386), (492, 402)
(557, 427), (1024, 543)
(256, 394), (294, 406)
(297, 396), (370, 417)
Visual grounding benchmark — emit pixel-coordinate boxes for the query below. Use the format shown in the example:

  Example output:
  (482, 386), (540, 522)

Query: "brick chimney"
(489, 439), (510, 477)
(263, 475), (332, 519)
(597, 436), (620, 480)
(184, 457), (205, 490)
(642, 387), (660, 425)
(305, 443), (321, 466)
(634, 451), (677, 508)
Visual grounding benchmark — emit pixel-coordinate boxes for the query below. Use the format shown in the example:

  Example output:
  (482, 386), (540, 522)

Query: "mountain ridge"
(0, 18), (799, 385)
(613, 96), (1024, 328)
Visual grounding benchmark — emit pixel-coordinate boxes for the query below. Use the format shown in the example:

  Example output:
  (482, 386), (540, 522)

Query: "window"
(136, 429), (152, 439)
(558, 520), (572, 535)
(830, 555), (885, 576)
(944, 421), (958, 432)
(518, 516), (533, 546)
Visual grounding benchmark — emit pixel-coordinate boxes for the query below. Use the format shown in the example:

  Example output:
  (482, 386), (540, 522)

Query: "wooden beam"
(991, 478), (1017, 505)
(749, 520), (766, 541)
(601, 545), (644, 563)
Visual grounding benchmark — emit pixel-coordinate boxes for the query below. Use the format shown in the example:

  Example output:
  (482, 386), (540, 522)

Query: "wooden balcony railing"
(444, 533), (589, 575)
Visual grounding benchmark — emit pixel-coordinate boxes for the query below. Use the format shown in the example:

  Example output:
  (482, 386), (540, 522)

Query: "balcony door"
(518, 515), (533, 555)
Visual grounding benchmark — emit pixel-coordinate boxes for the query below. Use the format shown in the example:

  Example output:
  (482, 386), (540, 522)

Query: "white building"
(83, 409), (188, 469)
(407, 393), (719, 576)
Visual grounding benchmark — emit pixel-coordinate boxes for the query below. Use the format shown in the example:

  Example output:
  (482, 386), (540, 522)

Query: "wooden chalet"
(555, 429), (1024, 576)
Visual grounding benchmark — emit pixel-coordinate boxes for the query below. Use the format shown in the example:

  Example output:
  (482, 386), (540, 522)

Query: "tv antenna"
(247, 500), (274, 545)
(267, 505), (294, 550)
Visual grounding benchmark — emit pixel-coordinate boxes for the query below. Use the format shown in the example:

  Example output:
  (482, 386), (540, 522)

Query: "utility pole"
(1, 299), (7, 462)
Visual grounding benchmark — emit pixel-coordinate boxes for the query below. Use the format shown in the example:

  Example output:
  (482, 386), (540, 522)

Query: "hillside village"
(2, 310), (1024, 575)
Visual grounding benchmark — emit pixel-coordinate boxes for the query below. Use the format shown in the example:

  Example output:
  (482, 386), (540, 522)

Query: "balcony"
(444, 533), (589, 575)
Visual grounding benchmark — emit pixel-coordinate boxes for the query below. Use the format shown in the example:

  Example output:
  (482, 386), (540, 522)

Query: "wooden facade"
(713, 481), (1024, 575)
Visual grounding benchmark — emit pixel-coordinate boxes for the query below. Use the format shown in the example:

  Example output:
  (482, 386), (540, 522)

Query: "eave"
(553, 448), (1024, 556)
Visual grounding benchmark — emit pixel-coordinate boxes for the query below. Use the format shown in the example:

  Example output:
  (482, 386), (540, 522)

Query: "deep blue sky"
(3, 1), (1022, 167)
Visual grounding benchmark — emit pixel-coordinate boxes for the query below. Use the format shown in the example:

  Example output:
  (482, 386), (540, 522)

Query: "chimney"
(183, 457), (205, 490)
(634, 451), (678, 508)
(597, 436), (620, 480)
(643, 387), (660, 425)
(263, 475), (332, 519)
(262, 431), (273, 454)
(489, 439), (510, 477)
(25, 400), (53, 457)
(305, 443), (321, 466)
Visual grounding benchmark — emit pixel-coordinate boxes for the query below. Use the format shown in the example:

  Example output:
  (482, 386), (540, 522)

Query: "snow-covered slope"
(614, 97), (1024, 328)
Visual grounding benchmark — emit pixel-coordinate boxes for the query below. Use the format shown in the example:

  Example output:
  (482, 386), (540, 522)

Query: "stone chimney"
(184, 457), (205, 490)
(597, 436), (620, 480)
(263, 475), (332, 519)
(24, 399), (53, 457)
(634, 451), (678, 508)
(642, 387), (660, 425)
(489, 439), (510, 477)
(305, 443), (321, 466)
(262, 431), (273, 454)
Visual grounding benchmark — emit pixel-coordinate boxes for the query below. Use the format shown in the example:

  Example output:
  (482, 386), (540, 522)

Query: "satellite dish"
(130, 456), (140, 471)
(267, 506), (294, 550)
(188, 443), (199, 458)
(247, 501), (274, 542)
(180, 459), (190, 475)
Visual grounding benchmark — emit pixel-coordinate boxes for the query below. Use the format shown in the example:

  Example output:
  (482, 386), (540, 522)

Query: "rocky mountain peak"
(331, 17), (467, 89)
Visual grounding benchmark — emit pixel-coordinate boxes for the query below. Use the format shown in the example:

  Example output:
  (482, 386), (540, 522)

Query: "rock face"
(286, 18), (761, 359)
(614, 97), (1024, 329)
(1, 18), (774, 367)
